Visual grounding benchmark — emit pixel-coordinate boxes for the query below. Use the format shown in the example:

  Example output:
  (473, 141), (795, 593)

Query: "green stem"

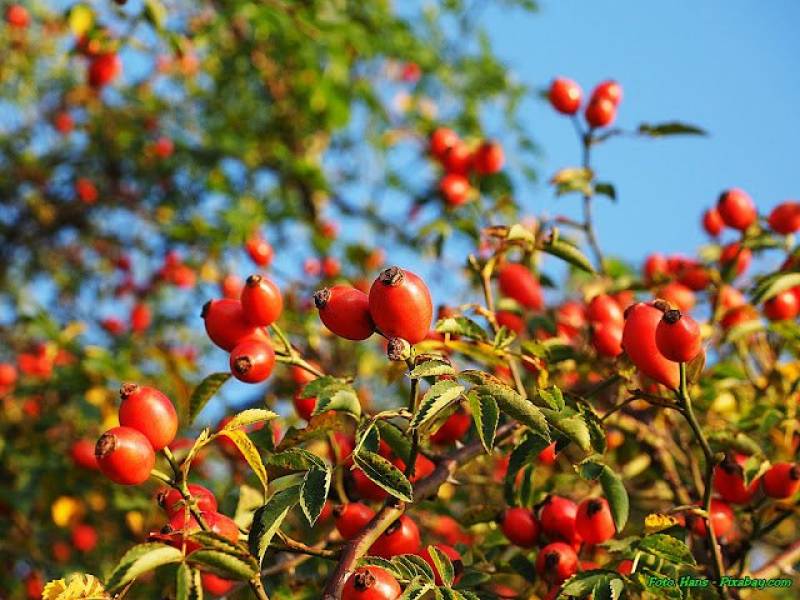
(404, 358), (420, 479)
(677, 363), (728, 600)
(249, 576), (270, 600)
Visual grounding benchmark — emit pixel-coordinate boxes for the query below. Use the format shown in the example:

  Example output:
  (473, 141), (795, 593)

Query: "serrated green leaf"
(352, 450), (413, 502)
(300, 376), (348, 398)
(558, 571), (623, 599)
(176, 563), (202, 600)
(475, 383), (549, 439)
(504, 433), (550, 505)
(106, 543), (183, 591)
(376, 421), (411, 462)
(411, 379), (465, 430)
(268, 448), (326, 471)
(639, 534), (696, 565)
(313, 388), (361, 419)
(467, 391), (499, 452)
(427, 545), (455, 587)
(300, 466), (331, 526)
(398, 577), (434, 599)
(553, 412), (591, 452)
(392, 554), (435, 581)
(538, 386), (564, 411)
(189, 373), (230, 423)
(358, 556), (404, 580)
(409, 359), (456, 379)
(187, 550), (257, 580)
(248, 487), (301, 566)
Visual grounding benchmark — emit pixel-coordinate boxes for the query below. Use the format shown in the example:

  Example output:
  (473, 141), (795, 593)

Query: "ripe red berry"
(539, 495), (579, 544)
(240, 275), (283, 326)
(368, 267), (433, 344)
(657, 281), (696, 313)
(245, 234), (273, 267)
(548, 77), (582, 115)
(643, 253), (669, 284)
(370, 515), (421, 558)
(25, 572), (44, 600)
(202, 298), (269, 351)
(762, 463), (800, 499)
(474, 141), (505, 175)
(429, 127), (460, 161)
(763, 290), (799, 322)
(430, 407), (471, 444)
(229, 338), (276, 383)
(75, 178), (98, 204)
(586, 294), (624, 326)
(314, 285), (375, 340)
(221, 274), (243, 299)
(53, 111), (74, 134)
(655, 309), (701, 364)
(390, 454), (435, 483)
(768, 201), (800, 234)
(5, 4), (29, 28)
(130, 303), (152, 333)
(591, 80), (623, 106)
(71, 523), (98, 553)
(159, 484), (218, 517)
(539, 442), (557, 465)
(95, 426), (155, 485)
(201, 572), (235, 597)
(293, 391), (317, 421)
(165, 510), (239, 552)
(575, 498), (616, 544)
(119, 383), (178, 451)
(442, 142), (474, 175)
(334, 503), (376, 540)
(419, 544), (463, 586)
(535, 542), (579, 583)
(720, 242), (752, 277)
(342, 566), (401, 600)
(585, 96), (616, 128)
(439, 173), (471, 207)
(71, 439), (100, 470)
(322, 256), (341, 278)
(496, 310), (525, 334)
(720, 304), (759, 330)
(500, 507), (539, 547)
(702, 207), (725, 236)
(591, 322), (623, 358)
(291, 361), (320, 386)
(0, 362), (18, 388)
(713, 454), (760, 504)
(622, 303), (680, 388)
(690, 499), (734, 538)
(88, 53), (122, 88)
(617, 559), (634, 576)
(717, 188), (757, 231)
(352, 468), (388, 501)
(498, 263), (544, 311)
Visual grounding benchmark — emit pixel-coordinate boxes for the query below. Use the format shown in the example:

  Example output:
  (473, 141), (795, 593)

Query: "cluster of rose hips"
(153, 483), (240, 597)
(94, 384), (178, 486)
(499, 495), (619, 593)
(314, 266), (433, 347)
(202, 274), (282, 383)
(427, 128), (506, 207)
(548, 77), (623, 128)
(700, 189), (800, 322)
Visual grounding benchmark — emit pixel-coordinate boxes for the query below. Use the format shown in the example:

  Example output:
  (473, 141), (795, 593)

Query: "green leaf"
(639, 534), (696, 565)
(551, 166), (593, 196)
(435, 316), (489, 341)
(248, 487), (301, 566)
(552, 412), (591, 452)
(475, 383), (549, 440)
(578, 459), (629, 532)
(187, 531), (245, 555)
(467, 391), (499, 452)
(175, 563), (202, 600)
(268, 448), (327, 471)
(189, 373), (230, 423)
(352, 450), (413, 502)
(398, 578), (434, 599)
(542, 237), (595, 273)
(557, 571), (624, 600)
(376, 420), (412, 462)
(750, 272), (800, 304)
(106, 543), (184, 591)
(410, 379), (465, 430)
(313, 388), (361, 419)
(594, 575), (626, 600)
(300, 466), (331, 526)
(187, 550), (257, 580)
(538, 386), (564, 412)
(637, 122), (707, 137)
(220, 408), (278, 431)
(300, 376), (348, 398)
(504, 433), (550, 505)
(213, 429), (269, 494)
(144, 0), (167, 30)
(392, 554), (435, 581)
(409, 359), (456, 379)
(427, 545), (455, 587)
(594, 182), (617, 202)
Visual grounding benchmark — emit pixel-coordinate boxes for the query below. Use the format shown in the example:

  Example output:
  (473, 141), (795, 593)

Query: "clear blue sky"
(481, 0), (800, 261)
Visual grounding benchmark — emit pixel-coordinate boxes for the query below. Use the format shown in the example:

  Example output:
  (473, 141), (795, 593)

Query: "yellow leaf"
(644, 513), (680, 534)
(43, 573), (109, 599)
(213, 429), (269, 494)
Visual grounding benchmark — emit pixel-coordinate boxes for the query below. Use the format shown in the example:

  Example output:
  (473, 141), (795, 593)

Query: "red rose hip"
(95, 426), (155, 485)
(241, 275), (283, 326)
(575, 497), (616, 544)
(655, 309), (702, 363)
(500, 507), (539, 547)
(314, 285), (375, 340)
(229, 338), (276, 383)
(498, 263), (544, 311)
(549, 77), (582, 115)
(368, 267), (433, 344)
(342, 566), (401, 600)
(622, 302), (680, 388)
(119, 384), (178, 451)
(717, 188), (756, 231)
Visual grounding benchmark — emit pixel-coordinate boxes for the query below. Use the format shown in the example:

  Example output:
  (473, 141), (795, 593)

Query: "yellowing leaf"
(43, 573), (109, 599)
(644, 513), (681, 534)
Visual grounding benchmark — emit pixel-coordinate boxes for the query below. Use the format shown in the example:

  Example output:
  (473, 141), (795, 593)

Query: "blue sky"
(480, 0), (800, 261)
